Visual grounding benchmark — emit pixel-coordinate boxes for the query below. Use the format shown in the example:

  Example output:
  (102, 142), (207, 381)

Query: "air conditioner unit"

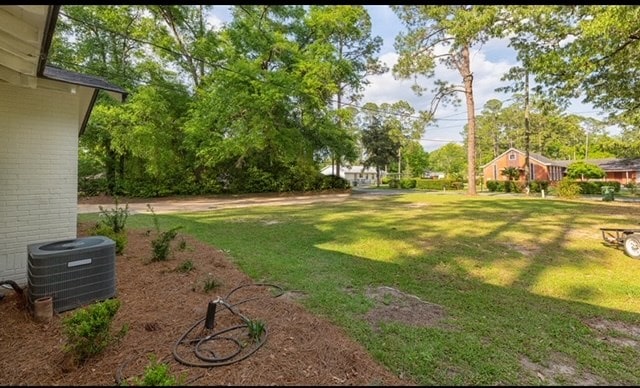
(27, 236), (116, 313)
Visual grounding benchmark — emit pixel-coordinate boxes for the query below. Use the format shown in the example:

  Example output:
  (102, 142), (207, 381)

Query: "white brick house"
(321, 164), (387, 186)
(0, 6), (126, 285)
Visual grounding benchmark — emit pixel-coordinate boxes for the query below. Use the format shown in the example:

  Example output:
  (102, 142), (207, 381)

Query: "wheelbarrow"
(600, 227), (640, 259)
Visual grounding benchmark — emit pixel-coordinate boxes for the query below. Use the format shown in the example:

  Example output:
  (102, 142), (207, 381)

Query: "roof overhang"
(0, 5), (127, 134)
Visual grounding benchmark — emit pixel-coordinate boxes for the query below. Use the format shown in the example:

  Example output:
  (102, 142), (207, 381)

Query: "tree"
(565, 161), (605, 181)
(429, 143), (467, 179)
(391, 5), (501, 195)
(146, 5), (222, 90)
(51, 5), (151, 195)
(501, 166), (520, 181)
(361, 117), (401, 187)
(307, 5), (386, 178)
(403, 141), (430, 178)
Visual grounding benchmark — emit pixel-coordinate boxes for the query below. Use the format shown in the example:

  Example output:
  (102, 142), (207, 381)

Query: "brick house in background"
(481, 147), (640, 185)
(481, 148), (566, 183)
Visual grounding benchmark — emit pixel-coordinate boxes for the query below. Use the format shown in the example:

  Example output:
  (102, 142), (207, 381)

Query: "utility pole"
(524, 67), (531, 195)
(585, 131), (589, 160)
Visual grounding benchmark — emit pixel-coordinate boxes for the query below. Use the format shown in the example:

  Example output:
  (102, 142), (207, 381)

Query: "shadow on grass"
(82, 195), (640, 385)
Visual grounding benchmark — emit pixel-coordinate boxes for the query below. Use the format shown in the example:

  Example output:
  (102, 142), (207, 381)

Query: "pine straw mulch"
(0, 221), (413, 386)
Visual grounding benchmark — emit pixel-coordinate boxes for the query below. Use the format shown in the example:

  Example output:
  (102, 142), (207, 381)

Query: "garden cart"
(600, 227), (640, 259)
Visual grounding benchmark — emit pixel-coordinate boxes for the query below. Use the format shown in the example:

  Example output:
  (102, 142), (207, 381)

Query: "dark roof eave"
(37, 5), (61, 77)
(42, 66), (128, 101)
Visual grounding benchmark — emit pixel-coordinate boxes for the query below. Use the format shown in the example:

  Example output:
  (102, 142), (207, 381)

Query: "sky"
(208, 5), (610, 153)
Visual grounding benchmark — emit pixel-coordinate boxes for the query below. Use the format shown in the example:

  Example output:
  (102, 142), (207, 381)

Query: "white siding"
(0, 82), (79, 286)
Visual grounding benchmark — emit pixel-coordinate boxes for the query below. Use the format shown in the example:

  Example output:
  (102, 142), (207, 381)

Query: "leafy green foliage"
(147, 205), (182, 262)
(62, 299), (127, 363)
(429, 143), (467, 179)
(92, 224), (127, 255)
(553, 178), (582, 199)
(245, 319), (266, 343)
(130, 354), (185, 386)
(98, 197), (129, 234)
(176, 260), (195, 273)
(501, 167), (521, 181)
(361, 117), (401, 186)
(202, 276), (220, 293)
(565, 161), (606, 180)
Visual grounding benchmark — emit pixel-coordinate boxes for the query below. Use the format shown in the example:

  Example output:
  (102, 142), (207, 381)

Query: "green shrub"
(625, 182), (638, 194)
(62, 299), (127, 363)
(575, 180), (620, 194)
(98, 197), (129, 234)
(176, 260), (195, 273)
(92, 224), (127, 255)
(399, 178), (417, 189)
(320, 174), (350, 190)
(553, 178), (582, 199)
(147, 205), (182, 262)
(529, 180), (550, 193)
(131, 354), (185, 386)
(246, 319), (266, 343)
(486, 180), (500, 192)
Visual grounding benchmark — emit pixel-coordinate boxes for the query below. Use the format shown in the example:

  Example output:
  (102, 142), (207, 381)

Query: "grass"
(79, 192), (640, 385)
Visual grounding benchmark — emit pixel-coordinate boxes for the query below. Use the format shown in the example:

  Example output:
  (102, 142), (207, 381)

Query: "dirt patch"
(0, 222), (411, 386)
(501, 242), (539, 257)
(520, 353), (607, 386)
(584, 317), (640, 349)
(363, 286), (450, 331)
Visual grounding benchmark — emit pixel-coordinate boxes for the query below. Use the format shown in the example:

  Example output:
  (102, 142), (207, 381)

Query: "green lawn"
(80, 193), (640, 385)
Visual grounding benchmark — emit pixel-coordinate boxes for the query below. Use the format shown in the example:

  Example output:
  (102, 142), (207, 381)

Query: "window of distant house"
(530, 163), (535, 180)
(509, 153), (516, 160)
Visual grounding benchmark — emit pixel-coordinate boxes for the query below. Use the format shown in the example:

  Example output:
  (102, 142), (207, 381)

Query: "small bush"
(147, 204), (182, 262)
(92, 224), (127, 255)
(625, 182), (638, 195)
(98, 197), (129, 234)
(246, 319), (266, 343)
(176, 259), (195, 273)
(130, 354), (186, 386)
(151, 226), (182, 262)
(62, 299), (127, 363)
(553, 178), (582, 199)
(202, 276), (219, 293)
(399, 178), (417, 189)
(192, 275), (220, 293)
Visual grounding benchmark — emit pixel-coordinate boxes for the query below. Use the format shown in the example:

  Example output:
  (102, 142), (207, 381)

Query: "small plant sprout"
(246, 319), (266, 343)
(177, 259), (195, 273)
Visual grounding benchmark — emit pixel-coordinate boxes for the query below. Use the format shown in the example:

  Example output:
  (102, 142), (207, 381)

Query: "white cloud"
(362, 40), (519, 152)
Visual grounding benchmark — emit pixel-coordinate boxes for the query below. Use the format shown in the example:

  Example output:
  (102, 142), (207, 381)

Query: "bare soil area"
(0, 221), (413, 386)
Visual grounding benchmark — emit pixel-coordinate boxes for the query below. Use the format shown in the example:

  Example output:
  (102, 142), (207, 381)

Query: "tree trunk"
(524, 68), (530, 194)
(461, 45), (477, 195)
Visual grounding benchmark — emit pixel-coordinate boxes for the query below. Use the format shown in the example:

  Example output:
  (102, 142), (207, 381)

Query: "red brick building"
(481, 148), (640, 185)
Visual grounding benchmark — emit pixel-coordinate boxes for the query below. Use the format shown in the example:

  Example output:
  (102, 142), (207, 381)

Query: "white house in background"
(321, 165), (387, 186)
(0, 6), (127, 286)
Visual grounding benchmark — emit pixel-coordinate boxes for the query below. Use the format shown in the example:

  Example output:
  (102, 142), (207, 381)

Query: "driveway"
(77, 188), (411, 215)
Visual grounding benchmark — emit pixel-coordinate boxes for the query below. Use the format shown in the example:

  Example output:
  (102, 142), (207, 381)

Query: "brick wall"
(0, 82), (79, 285)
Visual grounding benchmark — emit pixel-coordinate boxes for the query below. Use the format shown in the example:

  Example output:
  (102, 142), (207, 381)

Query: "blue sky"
(209, 5), (608, 152)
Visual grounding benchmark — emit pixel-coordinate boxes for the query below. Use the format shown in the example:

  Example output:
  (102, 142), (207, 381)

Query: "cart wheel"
(623, 234), (640, 259)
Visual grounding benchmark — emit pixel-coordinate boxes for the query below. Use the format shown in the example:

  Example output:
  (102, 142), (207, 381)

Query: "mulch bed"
(0, 222), (412, 386)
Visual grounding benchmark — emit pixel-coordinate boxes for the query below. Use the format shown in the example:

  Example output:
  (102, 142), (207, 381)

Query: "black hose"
(171, 282), (283, 368)
(0, 280), (24, 299)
